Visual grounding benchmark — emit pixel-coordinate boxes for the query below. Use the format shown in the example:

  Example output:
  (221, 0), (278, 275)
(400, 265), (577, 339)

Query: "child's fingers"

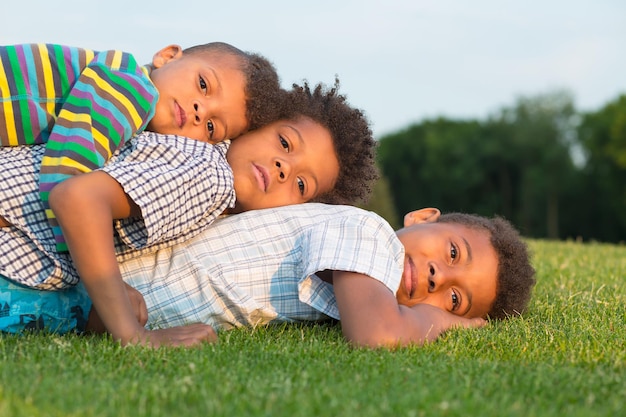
(460, 317), (487, 329)
(174, 323), (219, 347)
(124, 283), (148, 326)
(136, 302), (148, 327)
(143, 324), (218, 348)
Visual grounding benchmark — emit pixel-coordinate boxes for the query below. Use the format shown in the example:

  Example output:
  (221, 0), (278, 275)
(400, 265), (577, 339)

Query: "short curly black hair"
(183, 42), (283, 132)
(438, 212), (536, 319)
(276, 80), (379, 205)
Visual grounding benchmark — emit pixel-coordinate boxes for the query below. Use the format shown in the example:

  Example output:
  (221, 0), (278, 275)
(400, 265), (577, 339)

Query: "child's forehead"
(189, 49), (244, 65)
(402, 221), (495, 254)
(437, 221), (489, 237)
(445, 222), (497, 262)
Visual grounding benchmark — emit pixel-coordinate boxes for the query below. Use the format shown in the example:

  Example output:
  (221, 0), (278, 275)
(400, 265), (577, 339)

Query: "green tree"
(377, 117), (491, 217)
(378, 91), (581, 239)
(485, 90), (579, 238)
(577, 94), (626, 242)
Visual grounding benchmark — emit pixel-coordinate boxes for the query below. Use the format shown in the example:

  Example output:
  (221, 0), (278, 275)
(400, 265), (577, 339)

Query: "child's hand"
(86, 313), (218, 348)
(408, 303), (487, 343)
(130, 324), (218, 348)
(124, 283), (148, 327)
(85, 283), (148, 334)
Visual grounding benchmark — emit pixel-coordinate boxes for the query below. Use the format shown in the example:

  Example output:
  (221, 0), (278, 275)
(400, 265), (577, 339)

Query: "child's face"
(394, 215), (498, 319)
(226, 117), (339, 213)
(147, 45), (248, 143)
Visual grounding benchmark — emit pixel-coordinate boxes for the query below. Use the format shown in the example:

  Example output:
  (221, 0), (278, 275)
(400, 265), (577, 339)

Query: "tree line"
(363, 91), (626, 243)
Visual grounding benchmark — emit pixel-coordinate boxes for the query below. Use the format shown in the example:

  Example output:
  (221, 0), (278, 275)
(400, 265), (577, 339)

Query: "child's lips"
(253, 163), (269, 191)
(174, 102), (186, 128)
(403, 257), (417, 298)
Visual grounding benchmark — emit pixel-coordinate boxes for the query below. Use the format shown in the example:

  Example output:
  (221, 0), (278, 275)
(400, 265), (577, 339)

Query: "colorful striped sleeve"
(38, 48), (159, 252)
(0, 43), (62, 147)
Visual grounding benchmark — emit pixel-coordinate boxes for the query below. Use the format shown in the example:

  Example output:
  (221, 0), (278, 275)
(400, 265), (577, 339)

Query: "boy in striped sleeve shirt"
(0, 42), (283, 251)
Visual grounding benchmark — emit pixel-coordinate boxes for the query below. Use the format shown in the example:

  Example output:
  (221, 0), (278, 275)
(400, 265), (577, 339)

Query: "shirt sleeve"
(38, 50), (158, 252)
(103, 133), (235, 251)
(298, 211), (405, 319)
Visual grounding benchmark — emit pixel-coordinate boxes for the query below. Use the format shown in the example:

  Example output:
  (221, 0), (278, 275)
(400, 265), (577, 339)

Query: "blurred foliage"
(576, 94), (626, 242)
(371, 91), (626, 243)
(357, 174), (400, 229)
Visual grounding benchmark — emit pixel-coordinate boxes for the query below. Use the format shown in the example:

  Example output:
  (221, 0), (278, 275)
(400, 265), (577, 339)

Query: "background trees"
(575, 95), (626, 242)
(368, 92), (626, 242)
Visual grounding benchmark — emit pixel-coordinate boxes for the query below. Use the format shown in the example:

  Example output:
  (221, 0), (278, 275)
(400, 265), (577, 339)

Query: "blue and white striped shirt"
(120, 203), (405, 330)
(0, 131), (235, 289)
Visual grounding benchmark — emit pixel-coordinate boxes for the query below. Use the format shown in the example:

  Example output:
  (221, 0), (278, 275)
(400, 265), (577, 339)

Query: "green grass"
(1, 239), (625, 417)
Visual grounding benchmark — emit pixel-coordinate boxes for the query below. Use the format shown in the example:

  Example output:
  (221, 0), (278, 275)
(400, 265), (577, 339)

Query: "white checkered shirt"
(120, 203), (405, 330)
(0, 132), (235, 289)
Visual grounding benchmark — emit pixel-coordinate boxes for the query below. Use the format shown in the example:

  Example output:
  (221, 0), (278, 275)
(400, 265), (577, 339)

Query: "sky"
(3, 0), (625, 138)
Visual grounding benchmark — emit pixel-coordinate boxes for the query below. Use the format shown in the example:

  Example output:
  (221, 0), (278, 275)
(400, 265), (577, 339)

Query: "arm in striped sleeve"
(39, 49), (158, 252)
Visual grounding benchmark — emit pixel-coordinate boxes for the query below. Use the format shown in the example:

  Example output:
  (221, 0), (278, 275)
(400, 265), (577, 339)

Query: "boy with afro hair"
(0, 79), (380, 347)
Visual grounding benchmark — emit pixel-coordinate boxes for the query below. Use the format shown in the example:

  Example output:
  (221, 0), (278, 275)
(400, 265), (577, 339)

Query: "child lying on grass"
(0, 203), (535, 348)
(0, 82), (378, 347)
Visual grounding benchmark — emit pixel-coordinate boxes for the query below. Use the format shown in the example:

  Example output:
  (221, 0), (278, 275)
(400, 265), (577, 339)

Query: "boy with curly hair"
(0, 203), (535, 348)
(0, 81), (379, 347)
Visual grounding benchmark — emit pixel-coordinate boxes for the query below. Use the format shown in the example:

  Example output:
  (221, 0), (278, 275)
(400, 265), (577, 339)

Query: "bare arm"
(49, 171), (216, 347)
(333, 271), (486, 348)
(86, 282), (149, 334)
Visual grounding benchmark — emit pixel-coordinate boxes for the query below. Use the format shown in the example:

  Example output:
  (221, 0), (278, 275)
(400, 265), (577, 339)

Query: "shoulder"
(0, 44), (94, 69)
(119, 132), (228, 159)
(278, 203), (383, 224)
(305, 204), (394, 237)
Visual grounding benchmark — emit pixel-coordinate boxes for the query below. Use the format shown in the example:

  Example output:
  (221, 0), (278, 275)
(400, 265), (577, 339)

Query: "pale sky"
(3, 0), (625, 138)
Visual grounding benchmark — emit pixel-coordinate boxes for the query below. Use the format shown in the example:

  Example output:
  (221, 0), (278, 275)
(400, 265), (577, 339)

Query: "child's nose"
(193, 103), (205, 123)
(427, 263), (446, 293)
(275, 160), (290, 182)
(193, 99), (216, 122)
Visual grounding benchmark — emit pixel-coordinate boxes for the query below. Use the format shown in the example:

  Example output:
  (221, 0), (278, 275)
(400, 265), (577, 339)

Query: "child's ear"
(403, 208), (441, 227)
(151, 45), (183, 68)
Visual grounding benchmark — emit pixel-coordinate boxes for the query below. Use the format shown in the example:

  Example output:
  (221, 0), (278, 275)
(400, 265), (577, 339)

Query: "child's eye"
(279, 136), (289, 152)
(199, 76), (207, 93)
(450, 243), (458, 262)
(207, 120), (215, 138)
(451, 291), (460, 311)
(297, 178), (305, 195)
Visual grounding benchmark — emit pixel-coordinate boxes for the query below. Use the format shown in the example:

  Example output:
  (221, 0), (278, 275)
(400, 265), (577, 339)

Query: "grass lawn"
(1, 239), (624, 417)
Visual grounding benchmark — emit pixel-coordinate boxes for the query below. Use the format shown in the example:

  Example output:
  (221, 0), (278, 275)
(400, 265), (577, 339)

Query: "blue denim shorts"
(0, 275), (92, 334)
